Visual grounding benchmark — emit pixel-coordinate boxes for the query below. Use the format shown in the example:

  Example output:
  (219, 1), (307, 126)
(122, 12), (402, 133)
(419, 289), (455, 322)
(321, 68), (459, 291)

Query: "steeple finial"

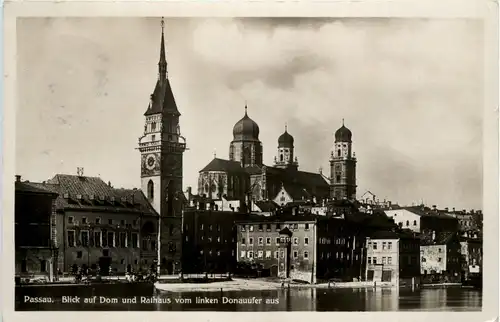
(342, 118), (345, 126)
(213, 149), (217, 159)
(244, 102), (248, 116)
(285, 122), (288, 132)
(158, 17), (167, 81)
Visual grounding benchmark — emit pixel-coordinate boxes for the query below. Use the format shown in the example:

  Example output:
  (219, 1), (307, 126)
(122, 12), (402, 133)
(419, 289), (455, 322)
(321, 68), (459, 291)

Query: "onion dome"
(232, 105), (260, 141)
(278, 124), (294, 147)
(335, 119), (352, 142)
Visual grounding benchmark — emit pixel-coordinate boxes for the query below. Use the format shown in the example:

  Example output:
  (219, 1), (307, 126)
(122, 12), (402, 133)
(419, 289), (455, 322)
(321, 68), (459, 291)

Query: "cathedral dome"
(232, 107), (260, 141)
(278, 126), (294, 147)
(335, 122), (352, 142)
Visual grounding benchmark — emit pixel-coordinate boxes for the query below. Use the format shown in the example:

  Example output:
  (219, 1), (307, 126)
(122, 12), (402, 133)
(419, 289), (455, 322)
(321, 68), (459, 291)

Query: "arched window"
(147, 180), (154, 199)
(406, 220), (409, 226)
(280, 154), (284, 162)
(337, 149), (341, 157)
(413, 220), (417, 226)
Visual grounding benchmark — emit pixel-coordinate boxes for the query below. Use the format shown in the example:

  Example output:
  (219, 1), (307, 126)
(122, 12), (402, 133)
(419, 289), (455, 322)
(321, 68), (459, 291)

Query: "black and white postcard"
(2, 0), (498, 321)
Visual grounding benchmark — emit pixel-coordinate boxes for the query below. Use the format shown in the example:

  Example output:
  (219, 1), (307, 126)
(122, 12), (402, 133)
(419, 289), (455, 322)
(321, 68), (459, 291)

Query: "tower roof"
(278, 124), (294, 147)
(335, 119), (352, 142)
(232, 105), (260, 141)
(144, 18), (179, 117)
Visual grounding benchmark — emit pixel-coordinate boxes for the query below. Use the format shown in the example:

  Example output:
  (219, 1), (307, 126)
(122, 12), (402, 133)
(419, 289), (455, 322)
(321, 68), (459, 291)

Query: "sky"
(16, 17), (484, 210)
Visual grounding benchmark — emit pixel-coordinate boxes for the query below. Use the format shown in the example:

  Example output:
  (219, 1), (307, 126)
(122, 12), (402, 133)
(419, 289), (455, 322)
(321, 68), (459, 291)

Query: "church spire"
(158, 17), (167, 81)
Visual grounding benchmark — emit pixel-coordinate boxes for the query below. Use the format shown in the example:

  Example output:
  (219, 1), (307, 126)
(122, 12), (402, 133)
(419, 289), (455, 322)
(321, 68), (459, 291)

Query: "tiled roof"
(199, 158), (245, 173)
(26, 174), (157, 216)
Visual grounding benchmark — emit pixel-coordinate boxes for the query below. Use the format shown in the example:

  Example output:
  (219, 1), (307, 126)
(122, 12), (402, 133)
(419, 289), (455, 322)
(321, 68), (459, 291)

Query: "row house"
(23, 174), (158, 275)
(182, 210), (250, 274)
(15, 176), (59, 282)
(365, 230), (420, 286)
(420, 231), (462, 283)
(459, 233), (482, 280)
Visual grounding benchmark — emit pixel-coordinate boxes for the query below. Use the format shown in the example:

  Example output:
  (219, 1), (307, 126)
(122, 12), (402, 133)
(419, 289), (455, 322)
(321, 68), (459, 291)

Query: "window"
(438, 257), (442, 262)
(293, 251), (298, 258)
(152, 135), (156, 142)
(373, 242), (378, 250)
(293, 237), (299, 245)
(40, 260), (47, 272)
(209, 225), (213, 232)
(258, 224), (263, 231)
(147, 180), (154, 199)
(421, 257), (426, 262)
(249, 237), (254, 245)
(68, 216), (74, 224)
(248, 251), (253, 259)
(94, 231), (102, 247)
(217, 224), (221, 232)
(266, 224), (271, 231)
(107, 232), (115, 247)
(240, 225), (246, 232)
(275, 251), (279, 258)
(280, 251), (285, 259)
(382, 257), (386, 264)
(336, 175), (341, 182)
(382, 242), (386, 250)
(77, 251), (83, 258)
(80, 230), (89, 247)
(151, 122), (156, 131)
(265, 251), (271, 258)
(413, 220), (417, 226)
(373, 257), (377, 264)
(241, 238), (246, 245)
(241, 251), (246, 258)
(304, 251), (309, 259)
(275, 237), (280, 244)
(406, 220), (409, 227)
(108, 219), (113, 225)
(119, 232), (127, 248)
(266, 237), (271, 245)
(337, 149), (341, 157)
(82, 217), (88, 224)
(304, 237), (309, 245)
(275, 223), (281, 231)
(258, 237), (264, 245)
(388, 242), (392, 250)
(305, 223), (310, 230)
(95, 218), (101, 224)
(387, 257), (392, 265)
(293, 223), (298, 230)
(131, 233), (138, 248)
(438, 248), (442, 253)
(67, 230), (76, 247)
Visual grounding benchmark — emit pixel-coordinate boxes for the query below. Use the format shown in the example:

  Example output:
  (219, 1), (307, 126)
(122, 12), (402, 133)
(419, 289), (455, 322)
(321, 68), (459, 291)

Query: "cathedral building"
(137, 18), (187, 274)
(197, 108), (357, 209)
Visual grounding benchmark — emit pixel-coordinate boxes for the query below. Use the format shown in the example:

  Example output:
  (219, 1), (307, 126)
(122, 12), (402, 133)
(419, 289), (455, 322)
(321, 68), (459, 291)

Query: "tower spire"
(158, 17), (167, 81)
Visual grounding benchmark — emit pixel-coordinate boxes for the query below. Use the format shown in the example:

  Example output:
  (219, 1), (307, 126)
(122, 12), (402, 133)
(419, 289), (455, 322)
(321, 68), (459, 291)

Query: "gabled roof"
(255, 200), (279, 212)
(199, 158), (245, 173)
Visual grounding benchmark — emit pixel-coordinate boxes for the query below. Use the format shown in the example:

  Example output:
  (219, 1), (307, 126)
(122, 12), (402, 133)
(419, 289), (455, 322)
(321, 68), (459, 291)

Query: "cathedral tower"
(329, 120), (357, 200)
(274, 124), (298, 170)
(229, 105), (263, 167)
(138, 18), (186, 274)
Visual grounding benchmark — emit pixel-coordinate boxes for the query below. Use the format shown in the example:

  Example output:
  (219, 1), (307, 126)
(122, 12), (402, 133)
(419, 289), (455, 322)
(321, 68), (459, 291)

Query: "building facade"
(15, 176), (59, 282)
(420, 232), (462, 283)
(23, 174), (158, 275)
(138, 19), (187, 274)
(365, 231), (420, 286)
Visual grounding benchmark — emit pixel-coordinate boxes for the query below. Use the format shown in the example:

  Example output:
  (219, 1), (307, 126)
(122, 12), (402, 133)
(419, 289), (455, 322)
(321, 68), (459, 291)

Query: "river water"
(16, 284), (482, 311)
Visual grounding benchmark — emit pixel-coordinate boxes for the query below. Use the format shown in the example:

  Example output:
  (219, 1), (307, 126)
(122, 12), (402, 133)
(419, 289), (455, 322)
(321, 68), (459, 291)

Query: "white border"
(2, 1), (498, 322)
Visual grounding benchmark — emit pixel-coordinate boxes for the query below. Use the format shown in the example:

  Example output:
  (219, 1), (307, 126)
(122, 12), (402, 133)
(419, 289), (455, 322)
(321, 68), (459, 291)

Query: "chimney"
(445, 207), (449, 212)
(15, 175), (21, 182)
(432, 205), (437, 211)
(187, 186), (192, 195)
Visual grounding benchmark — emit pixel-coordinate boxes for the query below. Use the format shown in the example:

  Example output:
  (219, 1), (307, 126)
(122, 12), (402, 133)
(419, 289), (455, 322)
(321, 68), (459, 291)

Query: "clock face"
(146, 154), (156, 170)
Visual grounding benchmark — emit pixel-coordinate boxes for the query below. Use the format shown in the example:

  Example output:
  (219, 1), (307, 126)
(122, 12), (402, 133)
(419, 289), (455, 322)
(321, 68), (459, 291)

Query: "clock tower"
(138, 18), (187, 274)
